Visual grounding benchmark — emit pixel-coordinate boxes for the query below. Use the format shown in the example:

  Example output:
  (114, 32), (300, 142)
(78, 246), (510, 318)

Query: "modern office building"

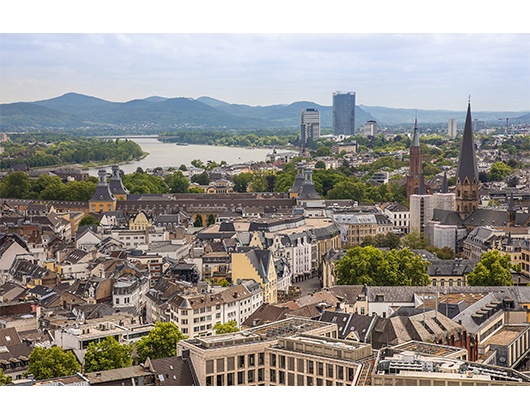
(363, 120), (377, 138)
(448, 119), (458, 138)
(300, 108), (320, 152)
(333, 92), (356, 136)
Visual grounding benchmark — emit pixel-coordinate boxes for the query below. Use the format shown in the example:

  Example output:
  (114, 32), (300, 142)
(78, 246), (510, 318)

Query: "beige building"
(372, 341), (530, 386)
(177, 317), (375, 386)
(231, 249), (278, 304)
(128, 211), (152, 231)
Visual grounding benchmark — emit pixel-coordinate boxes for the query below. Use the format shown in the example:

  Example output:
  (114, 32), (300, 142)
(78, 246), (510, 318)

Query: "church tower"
(406, 118), (424, 201)
(455, 100), (479, 219)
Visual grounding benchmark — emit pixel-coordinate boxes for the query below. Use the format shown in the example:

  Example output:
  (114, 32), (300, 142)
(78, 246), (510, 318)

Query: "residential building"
(362, 120), (377, 138)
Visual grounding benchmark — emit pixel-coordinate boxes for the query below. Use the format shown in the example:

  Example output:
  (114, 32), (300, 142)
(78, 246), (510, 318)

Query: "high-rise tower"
(406, 118), (425, 201)
(332, 92), (356, 136)
(455, 101), (479, 219)
(300, 108), (320, 153)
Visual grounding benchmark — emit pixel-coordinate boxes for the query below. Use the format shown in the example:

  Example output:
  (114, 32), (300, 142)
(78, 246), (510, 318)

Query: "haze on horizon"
(1, 33), (529, 113)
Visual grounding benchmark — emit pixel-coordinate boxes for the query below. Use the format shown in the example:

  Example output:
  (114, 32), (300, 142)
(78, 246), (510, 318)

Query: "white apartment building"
(166, 281), (263, 338)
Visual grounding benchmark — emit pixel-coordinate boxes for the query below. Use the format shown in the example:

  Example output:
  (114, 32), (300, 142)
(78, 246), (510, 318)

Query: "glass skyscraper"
(332, 91), (356, 136)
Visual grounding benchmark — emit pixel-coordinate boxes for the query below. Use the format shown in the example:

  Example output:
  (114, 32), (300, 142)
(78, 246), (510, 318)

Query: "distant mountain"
(1, 92), (528, 133)
(361, 105), (529, 126)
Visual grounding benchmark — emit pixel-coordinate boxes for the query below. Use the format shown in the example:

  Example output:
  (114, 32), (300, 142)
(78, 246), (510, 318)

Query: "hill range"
(1, 92), (528, 133)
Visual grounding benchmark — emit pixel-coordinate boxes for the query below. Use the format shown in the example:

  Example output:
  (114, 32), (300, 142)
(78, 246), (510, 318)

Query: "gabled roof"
(146, 356), (196, 386)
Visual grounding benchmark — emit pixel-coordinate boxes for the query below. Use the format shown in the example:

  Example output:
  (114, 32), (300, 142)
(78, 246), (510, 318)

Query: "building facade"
(332, 91), (356, 136)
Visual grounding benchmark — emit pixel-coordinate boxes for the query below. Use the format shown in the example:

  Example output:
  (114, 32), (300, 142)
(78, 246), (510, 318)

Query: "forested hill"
(1, 92), (527, 133)
(0, 92), (373, 133)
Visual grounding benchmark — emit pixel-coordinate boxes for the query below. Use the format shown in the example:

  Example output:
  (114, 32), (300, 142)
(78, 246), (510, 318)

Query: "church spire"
(455, 101), (479, 219)
(412, 117), (420, 147)
(456, 101), (478, 185)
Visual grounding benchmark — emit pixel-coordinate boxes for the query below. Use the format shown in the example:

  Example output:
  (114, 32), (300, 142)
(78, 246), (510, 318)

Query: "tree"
(165, 171), (190, 193)
(0, 368), (12, 386)
(425, 245), (455, 260)
(27, 346), (80, 380)
(179, 164), (187, 171)
(488, 161), (513, 181)
(213, 321), (239, 335)
(335, 246), (430, 286)
(467, 250), (514, 286)
(79, 215), (100, 227)
(401, 230), (429, 249)
(84, 336), (133, 373)
(191, 172), (210, 186)
(194, 214), (204, 227)
(207, 214), (216, 226)
(314, 160), (326, 169)
(136, 322), (187, 362)
(232, 172), (254, 193)
(0, 171), (33, 199)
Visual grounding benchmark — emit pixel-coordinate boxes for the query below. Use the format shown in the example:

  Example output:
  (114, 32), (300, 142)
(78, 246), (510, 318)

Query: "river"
(88, 137), (295, 176)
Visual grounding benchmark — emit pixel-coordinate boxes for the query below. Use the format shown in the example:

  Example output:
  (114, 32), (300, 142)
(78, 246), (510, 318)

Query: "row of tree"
(335, 244), (515, 287)
(5, 321), (239, 383)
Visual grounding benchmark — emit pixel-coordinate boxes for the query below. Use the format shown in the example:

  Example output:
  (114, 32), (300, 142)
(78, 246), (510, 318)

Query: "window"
(258, 368), (264, 382)
(297, 374), (304, 386)
(217, 358), (225, 372)
(307, 360), (314, 374)
(206, 376), (213, 386)
(239, 355), (245, 369)
(258, 353), (265, 366)
(227, 373), (234, 386)
(279, 355), (286, 369)
(206, 360), (214, 374)
(288, 373), (295, 386)
(248, 354), (255, 367)
(248, 370), (255, 384)
(270, 354), (277, 367)
(307, 376), (313, 386)
(288, 357), (295, 371)
(216, 374), (224, 386)
(270, 369), (276, 383)
(327, 364), (334, 378)
(279, 371), (285, 384)
(337, 366), (344, 380)
(318, 362), (324, 376)
(227, 357), (235, 371)
(297, 359), (305, 373)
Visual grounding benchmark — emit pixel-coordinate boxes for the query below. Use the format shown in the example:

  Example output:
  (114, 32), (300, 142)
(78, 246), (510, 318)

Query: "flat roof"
(482, 325), (530, 347)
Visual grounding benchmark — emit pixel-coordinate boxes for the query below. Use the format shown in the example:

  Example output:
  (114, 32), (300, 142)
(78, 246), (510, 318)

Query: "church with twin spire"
(408, 100), (530, 252)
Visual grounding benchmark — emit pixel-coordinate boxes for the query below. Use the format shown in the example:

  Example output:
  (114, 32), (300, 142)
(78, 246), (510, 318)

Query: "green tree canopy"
(27, 346), (80, 380)
(401, 230), (430, 249)
(79, 214), (100, 227)
(0, 171), (33, 199)
(136, 322), (187, 362)
(213, 320), (240, 335)
(467, 250), (514, 286)
(335, 246), (430, 286)
(194, 214), (204, 227)
(165, 171), (190, 193)
(191, 172), (210, 185)
(232, 172), (254, 193)
(84, 336), (133, 373)
(0, 368), (12, 386)
(488, 161), (513, 182)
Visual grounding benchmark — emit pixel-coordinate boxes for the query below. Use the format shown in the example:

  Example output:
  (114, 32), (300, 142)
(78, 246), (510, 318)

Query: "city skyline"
(1, 33), (529, 113)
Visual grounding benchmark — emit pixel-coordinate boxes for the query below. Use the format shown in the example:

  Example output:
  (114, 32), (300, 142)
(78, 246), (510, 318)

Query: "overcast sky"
(2, 5), (529, 112)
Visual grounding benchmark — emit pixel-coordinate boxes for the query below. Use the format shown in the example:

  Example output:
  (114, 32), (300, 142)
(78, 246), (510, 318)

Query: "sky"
(1, 3), (529, 112)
